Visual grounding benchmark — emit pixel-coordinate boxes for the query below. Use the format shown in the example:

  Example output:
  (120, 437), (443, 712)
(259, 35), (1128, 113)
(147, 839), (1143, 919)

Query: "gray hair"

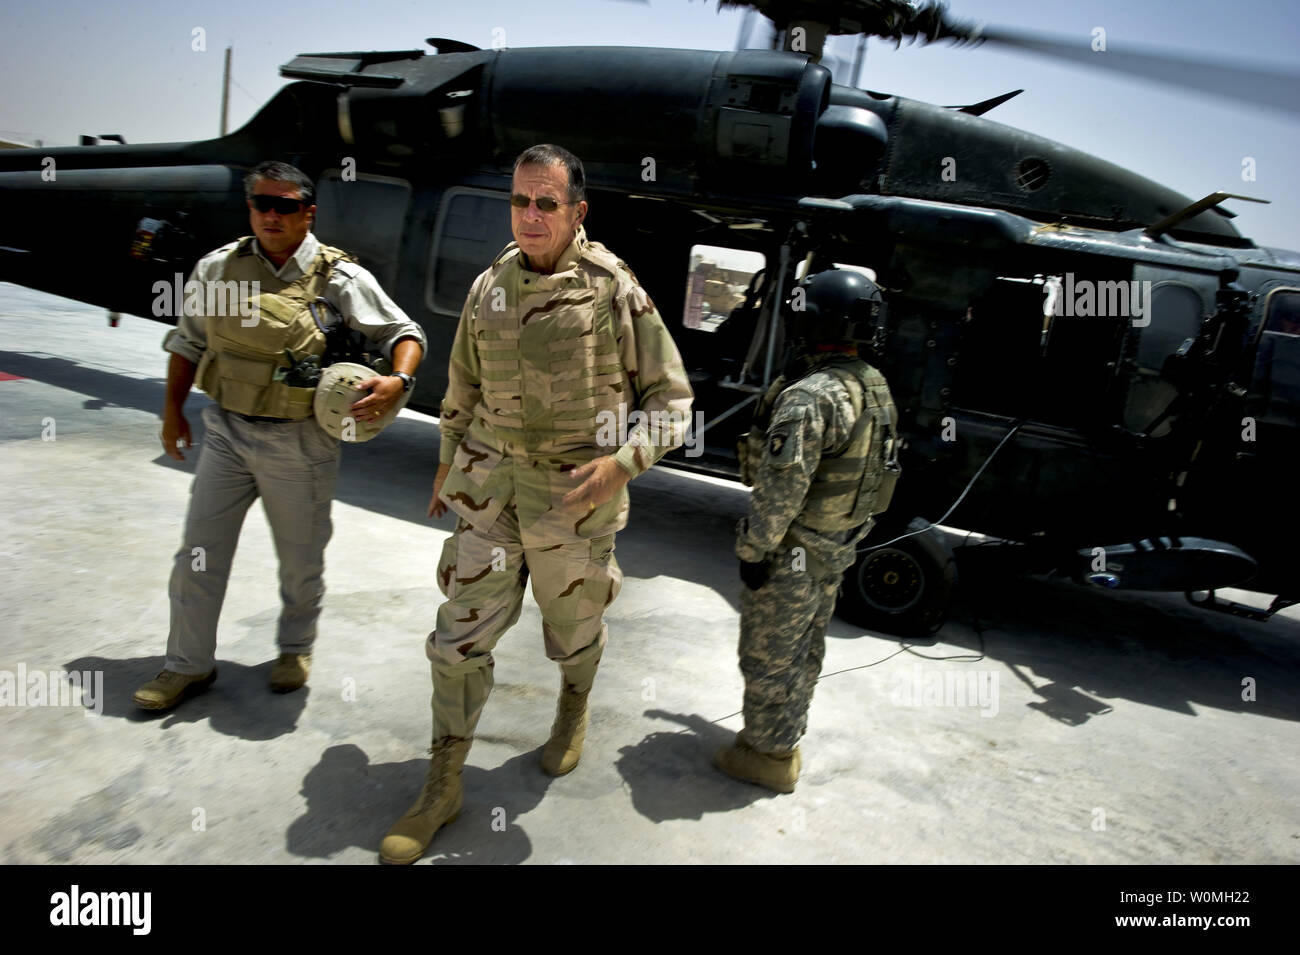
(243, 160), (315, 206)
(513, 144), (585, 203)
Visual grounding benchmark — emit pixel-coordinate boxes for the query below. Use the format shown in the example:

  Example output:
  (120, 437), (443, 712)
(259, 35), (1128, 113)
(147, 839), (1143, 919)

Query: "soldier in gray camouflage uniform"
(715, 268), (899, 793)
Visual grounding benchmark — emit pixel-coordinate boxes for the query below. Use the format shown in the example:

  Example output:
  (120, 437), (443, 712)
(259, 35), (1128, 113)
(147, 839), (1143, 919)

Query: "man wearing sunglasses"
(134, 160), (425, 712)
(380, 143), (693, 864)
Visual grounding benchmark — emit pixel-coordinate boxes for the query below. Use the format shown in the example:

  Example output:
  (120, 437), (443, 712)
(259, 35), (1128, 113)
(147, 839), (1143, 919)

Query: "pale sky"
(2, 0), (1297, 248)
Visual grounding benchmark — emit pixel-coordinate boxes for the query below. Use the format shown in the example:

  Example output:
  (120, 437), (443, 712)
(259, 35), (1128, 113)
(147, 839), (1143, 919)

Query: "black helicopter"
(2, 0), (1297, 635)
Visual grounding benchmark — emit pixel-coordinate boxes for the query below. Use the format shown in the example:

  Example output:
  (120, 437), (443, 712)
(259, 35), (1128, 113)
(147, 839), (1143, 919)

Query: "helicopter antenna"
(1144, 192), (1269, 239)
(947, 89), (1023, 116)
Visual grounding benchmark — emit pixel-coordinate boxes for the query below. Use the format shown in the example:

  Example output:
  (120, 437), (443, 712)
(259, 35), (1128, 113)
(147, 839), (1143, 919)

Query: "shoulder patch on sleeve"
(766, 395), (812, 470)
(765, 389), (821, 469)
(764, 422), (801, 469)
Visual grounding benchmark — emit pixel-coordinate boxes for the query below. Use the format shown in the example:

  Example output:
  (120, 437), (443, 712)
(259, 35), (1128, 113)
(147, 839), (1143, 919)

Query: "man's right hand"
(428, 462), (451, 518)
(161, 413), (192, 461)
(161, 353), (198, 461)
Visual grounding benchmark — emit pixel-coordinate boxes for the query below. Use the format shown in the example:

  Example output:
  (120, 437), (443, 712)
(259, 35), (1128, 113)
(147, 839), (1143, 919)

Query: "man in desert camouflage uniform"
(715, 268), (899, 793)
(380, 144), (693, 864)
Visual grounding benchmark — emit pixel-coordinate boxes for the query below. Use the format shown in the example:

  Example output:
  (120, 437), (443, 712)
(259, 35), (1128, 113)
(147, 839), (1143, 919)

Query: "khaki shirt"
(163, 231), (426, 364)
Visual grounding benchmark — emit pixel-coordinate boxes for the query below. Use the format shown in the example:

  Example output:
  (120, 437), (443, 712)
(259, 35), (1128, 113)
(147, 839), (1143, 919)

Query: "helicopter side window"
(428, 189), (516, 317)
(1252, 289), (1300, 428)
(1119, 282), (1204, 436)
(313, 172), (411, 292)
(1265, 289), (1300, 335)
(1135, 283), (1203, 371)
(682, 245), (766, 332)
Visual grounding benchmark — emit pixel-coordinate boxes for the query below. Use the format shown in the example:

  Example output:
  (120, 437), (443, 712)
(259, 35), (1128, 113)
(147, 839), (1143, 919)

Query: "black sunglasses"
(250, 194), (307, 215)
(509, 193), (577, 213)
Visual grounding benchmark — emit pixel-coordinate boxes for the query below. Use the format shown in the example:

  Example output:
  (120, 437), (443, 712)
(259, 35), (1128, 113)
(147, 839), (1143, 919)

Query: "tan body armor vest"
(194, 237), (349, 418)
(740, 358), (899, 533)
(472, 241), (626, 454)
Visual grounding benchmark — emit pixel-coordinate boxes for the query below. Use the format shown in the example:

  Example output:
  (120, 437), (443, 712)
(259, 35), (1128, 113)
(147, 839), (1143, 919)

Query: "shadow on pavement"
(288, 744), (550, 864)
(906, 565), (1300, 725)
(64, 655), (309, 741)
(615, 709), (779, 827)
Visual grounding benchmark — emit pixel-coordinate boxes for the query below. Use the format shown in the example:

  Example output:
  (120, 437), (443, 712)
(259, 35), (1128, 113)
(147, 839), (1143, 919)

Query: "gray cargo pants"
(165, 404), (341, 674)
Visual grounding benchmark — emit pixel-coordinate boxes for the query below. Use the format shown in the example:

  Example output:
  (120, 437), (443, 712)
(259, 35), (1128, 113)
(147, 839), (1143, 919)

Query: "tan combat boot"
(713, 734), (802, 793)
(379, 736), (472, 865)
(132, 668), (217, 711)
(269, 652), (311, 693)
(540, 681), (590, 776)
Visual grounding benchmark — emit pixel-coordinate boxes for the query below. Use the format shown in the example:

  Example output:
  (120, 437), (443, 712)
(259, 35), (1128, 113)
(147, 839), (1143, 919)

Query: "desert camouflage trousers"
(738, 555), (841, 753)
(424, 496), (623, 738)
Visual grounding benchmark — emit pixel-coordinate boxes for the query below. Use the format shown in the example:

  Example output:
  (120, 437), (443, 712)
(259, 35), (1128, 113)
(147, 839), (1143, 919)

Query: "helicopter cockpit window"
(429, 188), (515, 317)
(1253, 289), (1300, 428)
(313, 172), (411, 292)
(1265, 289), (1300, 335)
(682, 245), (766, 332)
(1122, 282), (1205, 437)
(1136, 283), (1202, 371)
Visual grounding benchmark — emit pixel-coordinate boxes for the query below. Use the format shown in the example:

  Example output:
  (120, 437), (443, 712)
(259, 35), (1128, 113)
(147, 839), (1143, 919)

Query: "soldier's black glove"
(740, 559), (770, 590)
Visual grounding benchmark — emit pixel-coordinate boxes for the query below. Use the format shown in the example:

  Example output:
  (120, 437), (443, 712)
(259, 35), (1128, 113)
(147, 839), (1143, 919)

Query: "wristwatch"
(393, 372), (416, 393)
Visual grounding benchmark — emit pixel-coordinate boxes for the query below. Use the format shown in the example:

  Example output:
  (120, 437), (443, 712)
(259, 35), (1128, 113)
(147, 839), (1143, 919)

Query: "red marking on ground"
(0, 371), (24, 381)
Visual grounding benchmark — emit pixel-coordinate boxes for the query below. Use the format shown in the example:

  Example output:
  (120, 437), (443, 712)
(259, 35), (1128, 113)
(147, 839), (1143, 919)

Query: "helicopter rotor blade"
(974, 25), (1300, 117)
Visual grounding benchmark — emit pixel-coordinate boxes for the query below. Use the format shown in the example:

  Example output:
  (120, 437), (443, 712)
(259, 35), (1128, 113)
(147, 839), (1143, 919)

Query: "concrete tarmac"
(1, 281), (1297, 864)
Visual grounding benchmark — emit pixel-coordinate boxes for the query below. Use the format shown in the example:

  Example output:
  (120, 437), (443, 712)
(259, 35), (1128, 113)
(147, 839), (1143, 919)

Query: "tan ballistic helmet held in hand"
(313, 362), (408, 443)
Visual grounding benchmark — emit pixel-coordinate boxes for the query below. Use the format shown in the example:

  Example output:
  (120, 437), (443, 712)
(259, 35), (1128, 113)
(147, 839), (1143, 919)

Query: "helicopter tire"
(836, 517), (956, 636)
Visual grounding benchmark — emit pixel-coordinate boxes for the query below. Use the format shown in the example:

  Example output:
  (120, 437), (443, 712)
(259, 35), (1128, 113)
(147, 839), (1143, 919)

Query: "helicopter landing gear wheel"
(836, 518), (956, 636)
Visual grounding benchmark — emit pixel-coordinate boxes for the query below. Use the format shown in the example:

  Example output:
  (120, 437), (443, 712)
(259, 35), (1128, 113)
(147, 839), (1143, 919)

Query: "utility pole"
(850, 34), (867, 89)
(220, 46), (231, 136)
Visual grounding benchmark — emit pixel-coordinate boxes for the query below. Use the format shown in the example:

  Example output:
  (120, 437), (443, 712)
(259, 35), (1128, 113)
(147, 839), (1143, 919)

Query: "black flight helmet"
(793, 268), (884, 346)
